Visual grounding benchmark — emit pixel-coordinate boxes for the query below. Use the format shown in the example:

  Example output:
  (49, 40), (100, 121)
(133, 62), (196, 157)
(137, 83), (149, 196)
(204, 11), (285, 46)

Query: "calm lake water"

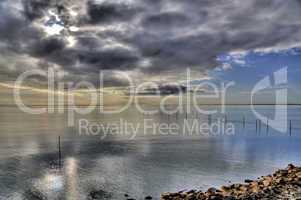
(0, 105), (301, 200)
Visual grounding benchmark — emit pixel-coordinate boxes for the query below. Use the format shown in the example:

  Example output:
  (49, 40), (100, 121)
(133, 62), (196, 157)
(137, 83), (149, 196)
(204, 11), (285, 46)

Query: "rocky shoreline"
(161, 164), (301, 200)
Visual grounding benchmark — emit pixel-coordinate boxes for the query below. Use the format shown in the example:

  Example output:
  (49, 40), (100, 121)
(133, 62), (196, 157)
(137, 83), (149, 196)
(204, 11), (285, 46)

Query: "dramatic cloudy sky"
(0, 0), (301, 102)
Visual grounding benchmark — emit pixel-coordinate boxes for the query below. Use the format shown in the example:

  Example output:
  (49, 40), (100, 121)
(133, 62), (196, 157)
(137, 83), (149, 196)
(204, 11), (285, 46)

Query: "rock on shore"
(161, 164), (301, 200)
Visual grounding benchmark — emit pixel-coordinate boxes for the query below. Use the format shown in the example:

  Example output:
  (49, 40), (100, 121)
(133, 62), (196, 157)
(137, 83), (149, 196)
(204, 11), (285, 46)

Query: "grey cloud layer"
(1, 0), (301, 86)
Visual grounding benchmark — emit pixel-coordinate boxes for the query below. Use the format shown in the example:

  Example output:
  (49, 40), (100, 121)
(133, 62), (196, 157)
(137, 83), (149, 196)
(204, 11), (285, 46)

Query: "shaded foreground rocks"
(161, 164), (301, 200)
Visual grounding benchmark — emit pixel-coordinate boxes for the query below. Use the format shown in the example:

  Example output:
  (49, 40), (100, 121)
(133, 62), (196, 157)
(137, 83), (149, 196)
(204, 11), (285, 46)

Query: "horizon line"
(0, 103), (300, 107)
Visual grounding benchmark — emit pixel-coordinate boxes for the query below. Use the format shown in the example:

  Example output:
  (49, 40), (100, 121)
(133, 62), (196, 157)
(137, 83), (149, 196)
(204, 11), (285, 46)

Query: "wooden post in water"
(289, 120), (292, 136)
(243, 115), (246, 128)
(223, 114), (227, 133)
(58, 136), (62, 168)
(266, 119), (269, 134)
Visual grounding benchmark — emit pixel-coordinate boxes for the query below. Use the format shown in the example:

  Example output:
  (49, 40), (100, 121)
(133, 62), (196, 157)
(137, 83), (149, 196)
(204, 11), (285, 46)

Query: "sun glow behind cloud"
(42, 10), (65, 36)
(34, 8), (79, 48)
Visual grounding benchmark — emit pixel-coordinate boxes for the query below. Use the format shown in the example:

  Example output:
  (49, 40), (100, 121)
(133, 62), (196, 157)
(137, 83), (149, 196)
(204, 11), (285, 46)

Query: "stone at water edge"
(296, 172), (301, 178)
(207, 187), (218, 194)
(287, 164), (296, 171)
(244, 179), (253, 183)
(220, 186), (231, 193)
(88, 190), (111, 199)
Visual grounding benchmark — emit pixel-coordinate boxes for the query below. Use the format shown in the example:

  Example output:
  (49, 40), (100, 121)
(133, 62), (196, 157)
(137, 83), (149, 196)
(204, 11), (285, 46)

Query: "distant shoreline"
(0, 104), (300, 107)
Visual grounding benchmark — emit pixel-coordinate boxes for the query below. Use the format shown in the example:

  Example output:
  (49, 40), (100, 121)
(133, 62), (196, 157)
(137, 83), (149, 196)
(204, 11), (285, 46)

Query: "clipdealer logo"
(251, 67), (288, 133)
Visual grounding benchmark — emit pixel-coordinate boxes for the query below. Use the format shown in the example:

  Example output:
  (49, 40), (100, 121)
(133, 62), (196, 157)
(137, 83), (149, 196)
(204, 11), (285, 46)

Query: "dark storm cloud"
(130, 32), (221, 73)
(1, 0), (301, 86)
(77, 49), (139, 70)
(29, 38), (79, 67)
(23, 0), (52, 20)
(86, 0), (141, 24)
(141, 12), (190, 29)
(0, 2), (42, 51)
(22, 0), (69, 21)
(30, 37), (66, 57)
(28, 36), (140, 71)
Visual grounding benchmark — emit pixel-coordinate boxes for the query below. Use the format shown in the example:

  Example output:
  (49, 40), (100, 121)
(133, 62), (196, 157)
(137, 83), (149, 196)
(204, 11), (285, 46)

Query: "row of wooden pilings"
(160, 111), (294, 136)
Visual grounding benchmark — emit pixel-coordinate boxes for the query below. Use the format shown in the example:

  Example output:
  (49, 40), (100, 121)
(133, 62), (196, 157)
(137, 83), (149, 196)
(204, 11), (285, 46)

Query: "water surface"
(0, 105), (300, 200)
